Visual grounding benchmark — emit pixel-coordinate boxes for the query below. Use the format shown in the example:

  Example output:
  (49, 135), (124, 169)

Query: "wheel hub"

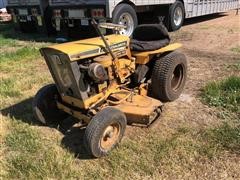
(171, 64), (184, 91)
(100, 123), (120, 151)
(118, 12), (134, 36)
(173, 7), (183, 26)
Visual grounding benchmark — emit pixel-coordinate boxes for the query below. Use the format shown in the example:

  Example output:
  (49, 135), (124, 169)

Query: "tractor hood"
(41, 34), (129, 61)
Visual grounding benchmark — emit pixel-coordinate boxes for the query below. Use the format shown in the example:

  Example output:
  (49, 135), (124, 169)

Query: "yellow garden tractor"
(33, 20), (187, 157)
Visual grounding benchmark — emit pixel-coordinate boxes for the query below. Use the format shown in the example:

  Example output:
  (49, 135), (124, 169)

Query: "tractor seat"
(130, 24), (170, 52)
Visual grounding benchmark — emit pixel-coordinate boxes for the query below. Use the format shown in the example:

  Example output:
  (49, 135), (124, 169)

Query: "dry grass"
(1, 16), (240, 179)
(231, 46), (240, 54)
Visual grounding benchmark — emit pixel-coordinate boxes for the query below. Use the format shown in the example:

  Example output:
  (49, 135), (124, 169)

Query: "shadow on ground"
(0, 12), (231, 43)
(61, 126), (93, 160)
(0, 22), (97, 42)
(0, 98), (92, 159)
(1, 98), (39, 125)
(0, 22), (56, 42)
(183, 13), (228, 26)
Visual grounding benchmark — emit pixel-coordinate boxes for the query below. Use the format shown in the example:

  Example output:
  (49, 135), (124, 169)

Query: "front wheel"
(112, 3), (138, 36)
(151, 51), (187, 102)
(84, 107), (127, 157)
(32, 84), (69, 125)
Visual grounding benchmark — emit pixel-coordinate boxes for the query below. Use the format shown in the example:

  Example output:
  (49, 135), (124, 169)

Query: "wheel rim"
(100, 123), (121, 151)
(173, 6), (183, 27)
(118, 12), (134, 36)
(171, 64), (184, 91)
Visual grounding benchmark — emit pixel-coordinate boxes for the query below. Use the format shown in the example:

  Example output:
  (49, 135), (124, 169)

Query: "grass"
(0, 36), (18, 47)
(99, 124), (240, 177)
(1, 22), (240, 179)
(3, 121), (80, 179)
(227, 62), (240, 71)
(1, 120), (239, 179)
(0, 78), (21, 98)
(0, 46), (40, 64)
(203, 123), (240, 154)
(201, 76), (240, 117)
(231, 46), (240, 53)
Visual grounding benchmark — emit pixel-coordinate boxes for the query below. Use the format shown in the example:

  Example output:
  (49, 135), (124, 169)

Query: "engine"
(40, 46), (135, 104)
(76, 54), (135, 98)
(77, 57), (110, 98)
(40, 33), (133, 107)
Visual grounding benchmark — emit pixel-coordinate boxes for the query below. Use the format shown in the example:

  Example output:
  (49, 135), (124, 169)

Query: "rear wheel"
(169, 1), (185, 31)
(32, 84), (69, 125)
(151, 51), (187, 102)
(84, 107), (127, 157)
(112, 3), (138, 36)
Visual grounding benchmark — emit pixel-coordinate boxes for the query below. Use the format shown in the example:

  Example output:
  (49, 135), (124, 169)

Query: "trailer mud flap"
(12, 15), (17, 23)
(37, 16), (43, 26)
(56, 18), (61, 31)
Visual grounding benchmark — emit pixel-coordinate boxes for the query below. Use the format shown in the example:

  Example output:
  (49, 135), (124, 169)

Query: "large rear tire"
(112, 3), (138, 36)
(151, 51), (187, 102)
(84, 107), (127, 158)
(32, 84), (69, 125)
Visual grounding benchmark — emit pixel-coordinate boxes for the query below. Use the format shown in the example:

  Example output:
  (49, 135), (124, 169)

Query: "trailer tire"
(32, 84), (69, 125)
(112, 3), (138, 36)
(44, 7), (56, 35)
(151, 51), (187, 102)
(84, 107), (126, 158)
(19, 22), (37, 33)
(169, 1), (185, 31)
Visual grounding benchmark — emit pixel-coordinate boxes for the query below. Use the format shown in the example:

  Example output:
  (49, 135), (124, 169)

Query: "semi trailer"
(6, 0), (54, 34)
(49, 0), (239, 37)
(49, 0), (108, 38)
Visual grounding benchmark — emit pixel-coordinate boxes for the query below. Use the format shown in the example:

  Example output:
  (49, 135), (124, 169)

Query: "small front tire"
(84, 107), (127, 158)
(32, 84), (69, 125)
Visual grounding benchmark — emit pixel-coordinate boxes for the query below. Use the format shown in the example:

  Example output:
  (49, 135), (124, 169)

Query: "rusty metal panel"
(113, 93), (163, 125)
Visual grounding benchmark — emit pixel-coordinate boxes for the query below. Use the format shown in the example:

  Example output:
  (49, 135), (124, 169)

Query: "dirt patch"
(137, 11), (240, 132)
(127, 10), (240, 137)
(1, 10), (240, 179)
(173, 11), (240, 54)
(177, 17), (240, 129)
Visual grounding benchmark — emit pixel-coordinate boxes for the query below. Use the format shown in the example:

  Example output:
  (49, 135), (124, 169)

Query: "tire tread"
(84, 107), (127, 157)
(151, 51), (187, 102)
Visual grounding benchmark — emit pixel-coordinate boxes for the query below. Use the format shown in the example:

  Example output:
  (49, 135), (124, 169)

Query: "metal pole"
(91, 19), (116, 60)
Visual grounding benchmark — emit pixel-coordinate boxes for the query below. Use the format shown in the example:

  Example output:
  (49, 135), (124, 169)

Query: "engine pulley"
(88, 63), (108, 82)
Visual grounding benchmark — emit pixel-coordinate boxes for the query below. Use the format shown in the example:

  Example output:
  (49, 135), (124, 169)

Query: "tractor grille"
(40, 48), (88, 101)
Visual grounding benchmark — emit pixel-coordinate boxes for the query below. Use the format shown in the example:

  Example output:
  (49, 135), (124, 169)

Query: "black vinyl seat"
(130, 24), (170, 52)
